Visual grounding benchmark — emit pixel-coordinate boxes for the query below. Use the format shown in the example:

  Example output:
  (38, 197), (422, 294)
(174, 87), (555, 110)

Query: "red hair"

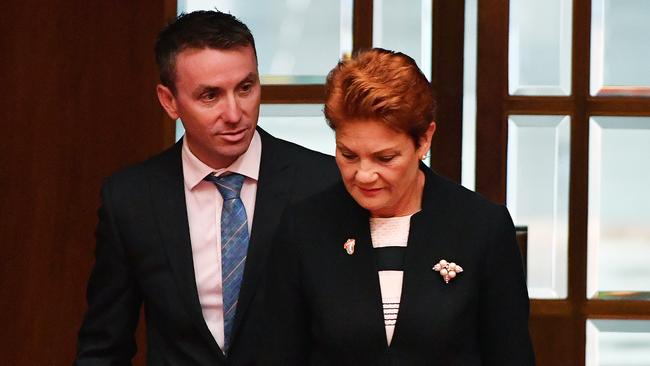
(324, 48), (435, 146)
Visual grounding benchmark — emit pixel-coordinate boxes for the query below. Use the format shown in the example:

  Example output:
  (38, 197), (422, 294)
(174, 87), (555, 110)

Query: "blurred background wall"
(0, 1), (174, 364)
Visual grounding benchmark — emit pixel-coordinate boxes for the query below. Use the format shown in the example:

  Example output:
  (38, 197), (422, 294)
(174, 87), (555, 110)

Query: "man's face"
(157, 46), (261, 169)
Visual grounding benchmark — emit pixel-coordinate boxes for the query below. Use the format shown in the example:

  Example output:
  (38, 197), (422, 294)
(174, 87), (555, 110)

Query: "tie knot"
(205, 173), (245, 200)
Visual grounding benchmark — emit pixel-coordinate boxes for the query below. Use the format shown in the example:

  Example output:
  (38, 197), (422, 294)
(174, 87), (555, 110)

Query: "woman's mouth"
(357, 186), (382, 197)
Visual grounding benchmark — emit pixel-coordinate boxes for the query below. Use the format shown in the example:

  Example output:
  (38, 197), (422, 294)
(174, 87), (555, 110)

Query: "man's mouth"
(218, 127), (248, 143)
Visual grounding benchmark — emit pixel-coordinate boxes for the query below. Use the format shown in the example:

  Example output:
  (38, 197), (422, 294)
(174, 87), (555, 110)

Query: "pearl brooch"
(433, 259), (463, 283)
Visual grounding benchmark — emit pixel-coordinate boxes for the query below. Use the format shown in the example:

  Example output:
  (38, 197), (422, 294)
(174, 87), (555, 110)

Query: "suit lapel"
(149, 142), (226, 361)
(230, 130), (292, 343)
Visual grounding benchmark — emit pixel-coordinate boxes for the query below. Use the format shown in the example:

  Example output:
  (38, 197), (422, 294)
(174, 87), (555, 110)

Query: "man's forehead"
(173, 46), (258, 87)
(194, 72), (257, 90)
(175, 45), (256, 64)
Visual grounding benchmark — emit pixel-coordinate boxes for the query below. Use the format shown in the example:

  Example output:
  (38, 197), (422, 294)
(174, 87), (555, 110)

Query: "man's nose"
(222, 94), (243, 123)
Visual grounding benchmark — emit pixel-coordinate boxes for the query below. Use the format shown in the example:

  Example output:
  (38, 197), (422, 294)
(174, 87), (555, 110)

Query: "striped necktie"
(205, 173), (249, 353)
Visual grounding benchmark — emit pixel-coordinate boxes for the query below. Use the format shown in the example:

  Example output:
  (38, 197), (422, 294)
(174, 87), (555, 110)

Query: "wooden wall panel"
(0, 1), (173, 364)
(529, 315), (578, 366)
(430, 0), (465, 182)
(475, 0), (509, 204)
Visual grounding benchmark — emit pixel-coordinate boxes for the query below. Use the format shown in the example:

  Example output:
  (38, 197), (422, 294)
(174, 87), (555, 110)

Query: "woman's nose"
(355, 162), (377, 183)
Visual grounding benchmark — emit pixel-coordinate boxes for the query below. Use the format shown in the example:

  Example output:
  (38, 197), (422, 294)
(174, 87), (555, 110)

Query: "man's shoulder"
(104, 142), (182, 189)
(258, 128), (333, 165)
(258, 128), (340, 201)
(259, 128), (339, 178)
(290, 182), (350, 217)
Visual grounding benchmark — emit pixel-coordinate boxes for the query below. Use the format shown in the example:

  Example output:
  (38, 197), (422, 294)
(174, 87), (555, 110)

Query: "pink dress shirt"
(181, 131), (261, 349)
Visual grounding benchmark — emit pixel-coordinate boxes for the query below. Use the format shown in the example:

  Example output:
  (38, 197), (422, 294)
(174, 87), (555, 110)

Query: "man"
(74, 10), (338, 365)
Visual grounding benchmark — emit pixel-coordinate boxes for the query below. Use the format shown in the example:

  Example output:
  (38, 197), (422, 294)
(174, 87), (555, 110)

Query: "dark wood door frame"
(475, 0), (650, 365)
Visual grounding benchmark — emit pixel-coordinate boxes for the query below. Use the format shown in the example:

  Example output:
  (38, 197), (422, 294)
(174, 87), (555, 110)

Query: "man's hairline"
(165, 43), (259, 96)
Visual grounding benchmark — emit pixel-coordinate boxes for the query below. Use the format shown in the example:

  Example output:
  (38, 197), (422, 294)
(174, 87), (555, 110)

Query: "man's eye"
(240, 83), (253, 93)
(201, 92), (217, 101)
(341, 152), (357, 160)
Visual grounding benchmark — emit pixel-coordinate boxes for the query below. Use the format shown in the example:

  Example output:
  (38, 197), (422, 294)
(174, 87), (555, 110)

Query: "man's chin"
(215, 140), (251, 162)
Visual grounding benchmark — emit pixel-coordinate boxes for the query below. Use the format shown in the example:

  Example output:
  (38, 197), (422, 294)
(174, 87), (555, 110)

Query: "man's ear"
(156, 84), (180, 120)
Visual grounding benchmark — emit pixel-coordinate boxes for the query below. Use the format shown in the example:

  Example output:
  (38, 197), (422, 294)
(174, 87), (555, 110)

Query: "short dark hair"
(324, 48), (435, 147)
(154, 10), (257, 94)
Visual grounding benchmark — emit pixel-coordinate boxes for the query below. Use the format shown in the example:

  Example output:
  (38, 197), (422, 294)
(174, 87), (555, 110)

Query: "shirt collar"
(181, 130), (262, 190)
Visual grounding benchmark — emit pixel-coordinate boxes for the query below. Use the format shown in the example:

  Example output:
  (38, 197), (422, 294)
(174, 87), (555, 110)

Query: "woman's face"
(335, 119), (434, 217)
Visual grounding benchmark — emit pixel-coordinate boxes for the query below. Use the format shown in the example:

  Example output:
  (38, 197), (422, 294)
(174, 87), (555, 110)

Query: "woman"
(264, 48), (535, 365)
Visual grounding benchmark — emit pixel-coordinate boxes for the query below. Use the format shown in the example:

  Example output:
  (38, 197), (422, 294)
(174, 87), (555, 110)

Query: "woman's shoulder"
(424, 169), (501, 210)
(419, 168), (513, 235)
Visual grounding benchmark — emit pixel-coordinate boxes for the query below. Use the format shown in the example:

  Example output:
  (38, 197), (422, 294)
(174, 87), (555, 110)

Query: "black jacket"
(264, 165), (535, 365)
(75, 128), (340, 365)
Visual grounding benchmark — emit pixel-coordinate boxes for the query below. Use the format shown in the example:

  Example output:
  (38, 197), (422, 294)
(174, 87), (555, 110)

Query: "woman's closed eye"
(340, 151), (358, 161)
(376, 155), (396, 163)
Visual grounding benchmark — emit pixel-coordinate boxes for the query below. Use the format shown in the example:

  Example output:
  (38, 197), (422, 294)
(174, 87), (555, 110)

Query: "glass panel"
(175, 119), (184, 142)
(507, 115), (570, 298)
(176, 105), (335, 155)
(179, 0), (353, 84)
(586, 320), (650, 366)
(508, 0), (572, 95)
(588, 117), (650, 299)
(461, 0), (477, 190)
(258, 104), (334, 156)
(591, 0), (650, 96)
(373, 0), (432, 80)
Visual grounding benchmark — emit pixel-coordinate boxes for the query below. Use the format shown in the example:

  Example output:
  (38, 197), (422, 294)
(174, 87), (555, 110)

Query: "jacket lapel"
(337, 191), (393, 351)
(230, 129), (292, 343)
(149, 142), (226, 361)
(387, 167), (456, 351)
